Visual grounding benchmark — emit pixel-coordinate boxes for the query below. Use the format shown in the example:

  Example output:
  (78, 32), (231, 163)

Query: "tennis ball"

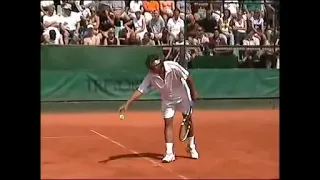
(119, 114), (125, 120)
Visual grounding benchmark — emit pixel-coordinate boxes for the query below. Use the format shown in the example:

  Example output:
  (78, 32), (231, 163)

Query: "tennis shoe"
(187, 147), (199, 159)
(162, 153), (175, 163)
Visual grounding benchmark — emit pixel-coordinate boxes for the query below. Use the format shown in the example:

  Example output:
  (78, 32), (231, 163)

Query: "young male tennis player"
(118, 54), (199, 163)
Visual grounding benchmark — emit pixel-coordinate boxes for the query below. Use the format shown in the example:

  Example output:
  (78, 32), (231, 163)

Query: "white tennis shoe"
(187, 148), (199, 159)
(162, 153), (176, 163)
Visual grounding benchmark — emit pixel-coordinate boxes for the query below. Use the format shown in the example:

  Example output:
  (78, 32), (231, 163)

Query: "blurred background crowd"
(41, 0), (280, 69)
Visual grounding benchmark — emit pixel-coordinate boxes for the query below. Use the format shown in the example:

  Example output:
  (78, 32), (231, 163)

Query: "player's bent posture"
(119, 55), (199, 163)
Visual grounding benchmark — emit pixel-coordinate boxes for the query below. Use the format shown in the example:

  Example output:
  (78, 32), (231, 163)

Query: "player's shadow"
(98, 152), (190, 164)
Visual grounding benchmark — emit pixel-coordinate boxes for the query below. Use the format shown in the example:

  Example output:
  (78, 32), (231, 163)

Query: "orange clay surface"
(41, 110), (279, 179)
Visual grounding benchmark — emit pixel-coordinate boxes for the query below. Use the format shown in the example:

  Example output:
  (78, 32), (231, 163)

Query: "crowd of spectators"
(41, 0), (280, 69)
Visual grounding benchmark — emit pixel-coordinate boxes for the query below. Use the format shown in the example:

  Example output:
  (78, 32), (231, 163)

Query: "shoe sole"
(162, 158), (176, 163)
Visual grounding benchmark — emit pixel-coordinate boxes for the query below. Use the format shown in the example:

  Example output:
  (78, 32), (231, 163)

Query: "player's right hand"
(118, 103), (128, 112)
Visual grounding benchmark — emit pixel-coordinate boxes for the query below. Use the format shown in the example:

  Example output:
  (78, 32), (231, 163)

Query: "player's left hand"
(191, 91), (198, 101)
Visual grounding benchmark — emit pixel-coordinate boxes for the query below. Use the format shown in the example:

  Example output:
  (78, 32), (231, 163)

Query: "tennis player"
(119, 54), (199, 163)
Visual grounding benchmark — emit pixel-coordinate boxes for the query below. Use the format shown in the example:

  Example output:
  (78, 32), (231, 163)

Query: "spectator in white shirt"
(125, 10), (147, 42)
(60, 3), (81, 44)
(167, 9), (184, 44)
(233, 11), (247, 45)
(128, 0), (144, 19)
(42, 5), (60, 31)
(42, 5), (62, 44)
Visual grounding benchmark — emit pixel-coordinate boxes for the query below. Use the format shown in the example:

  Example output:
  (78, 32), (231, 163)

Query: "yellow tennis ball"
(119, 114), (125, 120)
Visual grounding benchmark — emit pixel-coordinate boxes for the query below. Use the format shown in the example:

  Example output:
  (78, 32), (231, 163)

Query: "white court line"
(89, 129), (188, 180)
(41, 135), (93, 139)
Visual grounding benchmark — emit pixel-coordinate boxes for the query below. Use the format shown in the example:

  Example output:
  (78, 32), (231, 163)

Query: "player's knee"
(164, 118), (174, 127)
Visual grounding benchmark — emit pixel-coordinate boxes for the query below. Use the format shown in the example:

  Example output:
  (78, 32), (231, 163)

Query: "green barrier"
(191, 54), (239, 69)
(41, 46), (163, 71)
(41, 69), (279, 102)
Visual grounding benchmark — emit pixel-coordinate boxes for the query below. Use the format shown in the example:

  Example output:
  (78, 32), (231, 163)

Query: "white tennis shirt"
(138, 61), (192, 103)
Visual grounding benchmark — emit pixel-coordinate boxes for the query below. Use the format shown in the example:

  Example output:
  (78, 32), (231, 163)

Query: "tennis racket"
(179, 106), (193, 142)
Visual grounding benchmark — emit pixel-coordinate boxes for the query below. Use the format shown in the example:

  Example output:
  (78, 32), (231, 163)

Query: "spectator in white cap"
(83, 24), (100, 45)
(60, 3), (81, 44)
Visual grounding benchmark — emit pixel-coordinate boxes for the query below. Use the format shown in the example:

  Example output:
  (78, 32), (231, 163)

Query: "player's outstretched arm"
(118, 90), (144, 112)
(118, 74), (152, 112)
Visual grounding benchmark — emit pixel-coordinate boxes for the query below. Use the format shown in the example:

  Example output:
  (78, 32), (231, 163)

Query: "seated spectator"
(173, 32), (192, 67)
(105, 28), (120, 45)
(159, 0), (175, 22)
(186, 15), (200, 43)
(249, 9), (266, 44)
(197, 11), (217, 34)
(148, 10), (165, 44)
(104, 1), (130, 23)
(243, 31), (260, 46)
(233, 11), (247, 45)
(42, 5), (60, 35)
(125, 10), (147, 42)
(124, 31), (140, 45)
(167, 9), (184, 44)
(83, 24), (100, 45)
(128, 0), (144, 19)
(218, 9), (234, 45)
(97, 5), (115, 41)
(87, 7), (100, 35)
(176, 0), (192, 20)
(166, 32), (186, 61)
(211, 3), (222, 22)
(142, 32), (155, 45)
(240, 31), (261, 67)
(191, 27), (209, 56)
(143, 0), (160, 23)
(43, 29), (64, 45)
(209, 28), (230, 54)
(60, 3), (81, 44)
(192, 1), (212, 21)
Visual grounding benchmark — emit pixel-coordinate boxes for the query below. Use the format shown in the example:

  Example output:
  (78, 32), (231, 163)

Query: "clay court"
(41, 108), (279, 179)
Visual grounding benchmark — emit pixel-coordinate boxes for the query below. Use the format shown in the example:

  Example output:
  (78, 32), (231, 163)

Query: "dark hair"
(145, 54), (163, 69)
(49, 29), (56, 40)
(174, 8), (180, 14)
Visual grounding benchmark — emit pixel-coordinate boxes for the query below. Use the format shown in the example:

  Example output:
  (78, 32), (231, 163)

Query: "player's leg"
(179, 101), (199, 159)
(161, 103), (176, 163)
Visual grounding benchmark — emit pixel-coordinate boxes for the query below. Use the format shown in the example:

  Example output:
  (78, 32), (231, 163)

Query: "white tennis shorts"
(162, 98), (192, 119)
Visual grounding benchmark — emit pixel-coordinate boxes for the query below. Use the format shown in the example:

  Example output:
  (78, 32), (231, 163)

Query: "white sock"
(188, 136), (196, 149)
(165, 143), (173, 154)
